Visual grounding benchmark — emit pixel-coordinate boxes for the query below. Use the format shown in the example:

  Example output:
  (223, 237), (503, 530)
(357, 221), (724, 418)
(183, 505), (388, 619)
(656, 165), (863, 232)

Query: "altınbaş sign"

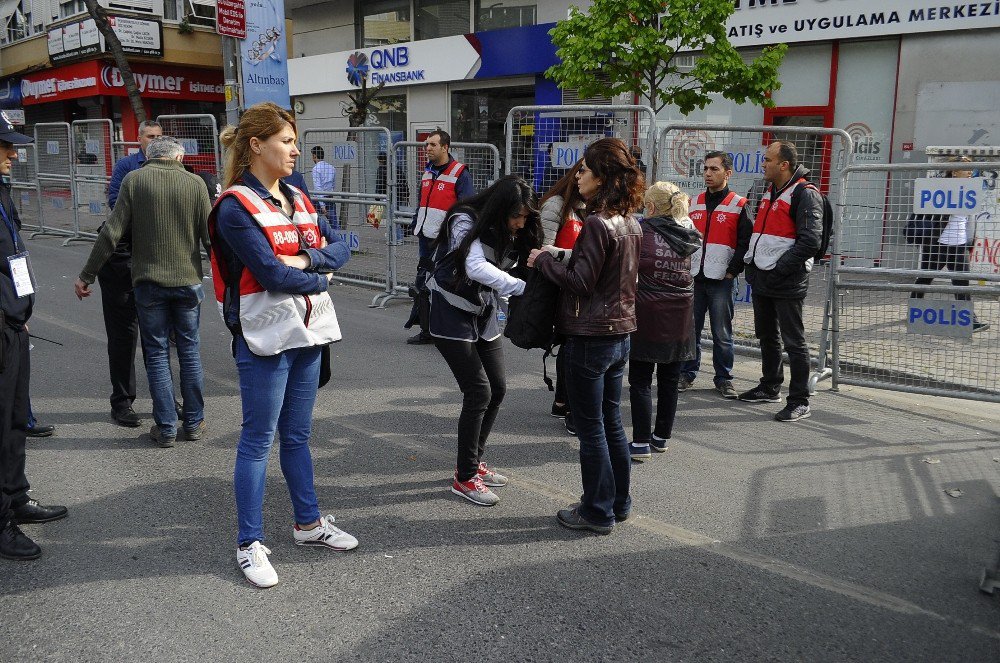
(240, 0), (289, 109)
(725, 0), (1000, 48)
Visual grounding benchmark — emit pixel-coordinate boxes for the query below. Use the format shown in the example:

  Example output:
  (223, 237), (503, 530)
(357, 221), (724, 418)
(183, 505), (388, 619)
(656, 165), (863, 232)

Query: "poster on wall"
(239, 0), (290, 109)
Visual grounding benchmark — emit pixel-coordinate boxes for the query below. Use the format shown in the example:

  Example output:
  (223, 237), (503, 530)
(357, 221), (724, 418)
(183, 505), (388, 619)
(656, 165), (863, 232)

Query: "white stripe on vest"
(745, 183), (801, 271)
(690, 195), (745, 279)
(228, 185), (343, 355)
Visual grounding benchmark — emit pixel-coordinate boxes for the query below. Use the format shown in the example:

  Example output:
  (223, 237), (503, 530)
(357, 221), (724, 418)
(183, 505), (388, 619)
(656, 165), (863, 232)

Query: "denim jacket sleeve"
(302, 216), (351, 273)
(215, 196), (328, 295)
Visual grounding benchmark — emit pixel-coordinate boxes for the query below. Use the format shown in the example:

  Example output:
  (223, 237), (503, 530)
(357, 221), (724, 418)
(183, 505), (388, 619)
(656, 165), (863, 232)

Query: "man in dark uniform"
(0, 112), (68, 560)
(103, 120), (162, 428)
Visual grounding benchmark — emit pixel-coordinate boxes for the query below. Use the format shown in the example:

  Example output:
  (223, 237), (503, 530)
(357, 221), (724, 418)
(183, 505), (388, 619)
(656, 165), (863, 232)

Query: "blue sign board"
(240, 0), (290, 109)
(906, 298), (973, 339)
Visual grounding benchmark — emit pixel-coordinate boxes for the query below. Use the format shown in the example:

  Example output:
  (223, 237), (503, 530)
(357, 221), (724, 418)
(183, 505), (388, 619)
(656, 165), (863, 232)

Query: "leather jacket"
(536, 212), (642, 336)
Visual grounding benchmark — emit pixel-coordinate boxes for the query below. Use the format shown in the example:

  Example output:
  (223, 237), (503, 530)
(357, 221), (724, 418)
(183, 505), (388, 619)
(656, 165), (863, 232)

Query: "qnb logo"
(346, 52), (370, 87)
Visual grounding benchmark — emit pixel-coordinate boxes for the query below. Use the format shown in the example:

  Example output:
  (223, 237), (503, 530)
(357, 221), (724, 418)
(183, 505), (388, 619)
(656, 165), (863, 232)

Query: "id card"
(8, 252), (35, 298)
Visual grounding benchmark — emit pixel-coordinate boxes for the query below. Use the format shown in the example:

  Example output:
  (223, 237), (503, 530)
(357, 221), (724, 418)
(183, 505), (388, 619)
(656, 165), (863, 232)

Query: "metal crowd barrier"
(30, 122), (78, 242)
(832, 159), (1000, 402)
(299, 127), (395, 306)
(70, 118), (114, 242)
(503, 104), (656, 195)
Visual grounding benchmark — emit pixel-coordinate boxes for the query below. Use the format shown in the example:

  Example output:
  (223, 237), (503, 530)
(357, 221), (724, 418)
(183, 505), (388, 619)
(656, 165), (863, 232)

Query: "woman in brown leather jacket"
(528, 137), (644, 535)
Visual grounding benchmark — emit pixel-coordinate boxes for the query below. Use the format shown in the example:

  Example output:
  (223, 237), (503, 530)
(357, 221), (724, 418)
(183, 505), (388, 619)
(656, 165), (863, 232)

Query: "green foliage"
(546, 0), (787, 115)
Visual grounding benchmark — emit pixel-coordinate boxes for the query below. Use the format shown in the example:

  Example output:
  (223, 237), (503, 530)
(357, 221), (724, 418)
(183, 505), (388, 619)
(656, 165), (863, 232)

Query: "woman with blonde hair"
(627, 182), (702, 462)
(209, 101), (356, 588)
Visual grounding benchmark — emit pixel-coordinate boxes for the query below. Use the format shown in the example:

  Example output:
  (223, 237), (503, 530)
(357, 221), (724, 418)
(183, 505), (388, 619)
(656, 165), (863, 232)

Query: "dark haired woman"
(528, 137), (644, 535)
(538, 160), (586, 425)
(429, 174), (542, 506)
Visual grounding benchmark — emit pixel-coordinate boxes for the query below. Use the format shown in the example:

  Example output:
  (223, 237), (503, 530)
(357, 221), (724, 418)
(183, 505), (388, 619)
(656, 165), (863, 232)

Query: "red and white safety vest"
(412, 159), (466, 240)
(689, 190), (747, 279)
(209, 184), (342, 356)
(746, 177), (812, 272)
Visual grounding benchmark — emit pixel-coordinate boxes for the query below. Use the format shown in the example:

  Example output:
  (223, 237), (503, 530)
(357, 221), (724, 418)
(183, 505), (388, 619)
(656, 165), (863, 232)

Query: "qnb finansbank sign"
(726, 0), (1000, 47)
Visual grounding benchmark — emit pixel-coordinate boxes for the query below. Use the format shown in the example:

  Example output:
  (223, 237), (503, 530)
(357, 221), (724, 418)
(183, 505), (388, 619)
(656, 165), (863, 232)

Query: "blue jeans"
(682, 277), (737, 385)
(133, 283), (205, 437)
(233, 336), (323, 546)
(563, 335), (631, 527)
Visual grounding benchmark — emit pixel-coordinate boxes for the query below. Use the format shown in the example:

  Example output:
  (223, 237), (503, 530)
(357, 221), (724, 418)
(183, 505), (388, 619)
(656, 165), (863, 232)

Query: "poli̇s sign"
(906, 298), (974, 339)
(550, 135), (603, 168)
(912, 177), (988, 214)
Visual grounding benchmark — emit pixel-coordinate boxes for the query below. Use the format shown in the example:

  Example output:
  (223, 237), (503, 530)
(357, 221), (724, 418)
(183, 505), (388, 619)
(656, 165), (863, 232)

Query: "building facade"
(0, 0), (226, 142)
(286, 0), (1000, 176)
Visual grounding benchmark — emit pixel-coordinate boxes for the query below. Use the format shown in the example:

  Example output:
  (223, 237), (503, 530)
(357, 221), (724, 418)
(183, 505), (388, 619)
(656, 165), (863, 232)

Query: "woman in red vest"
(210, 102), (356, 588)
(538, 160), (586, 428)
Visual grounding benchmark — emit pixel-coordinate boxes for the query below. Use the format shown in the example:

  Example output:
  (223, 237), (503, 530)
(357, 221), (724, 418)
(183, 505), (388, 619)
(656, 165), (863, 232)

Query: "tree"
(546, 0), (786, 116)
(83, 0), (146, 124)
(342, 77), (387, 128)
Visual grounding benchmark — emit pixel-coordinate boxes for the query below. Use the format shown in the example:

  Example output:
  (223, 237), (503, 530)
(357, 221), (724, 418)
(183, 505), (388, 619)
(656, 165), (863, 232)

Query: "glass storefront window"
(475, 1), (536, 31)
(451, 84), (533, 165)
(371, 94), (407, 134)
(362, 0), (411, 47)
(415, 0), (471, 40)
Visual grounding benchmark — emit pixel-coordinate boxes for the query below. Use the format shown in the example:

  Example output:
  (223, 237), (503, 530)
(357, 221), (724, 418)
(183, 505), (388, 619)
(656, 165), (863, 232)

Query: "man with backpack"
(738, 140), (824, 422)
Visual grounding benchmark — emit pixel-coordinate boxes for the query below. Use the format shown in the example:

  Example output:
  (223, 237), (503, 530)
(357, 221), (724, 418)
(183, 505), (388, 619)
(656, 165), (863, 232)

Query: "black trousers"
(752, 294), (810, 407)
(911, 244), (972, 301)
(0, 327), (31, 528)
(97, 256), (140, 412)
(628, 359), (681, 441)
(435, 336), (506, 482)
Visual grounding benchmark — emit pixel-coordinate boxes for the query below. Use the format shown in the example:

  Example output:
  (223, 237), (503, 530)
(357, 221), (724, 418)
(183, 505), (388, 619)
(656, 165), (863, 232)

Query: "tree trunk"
(83, 0), (146, 124)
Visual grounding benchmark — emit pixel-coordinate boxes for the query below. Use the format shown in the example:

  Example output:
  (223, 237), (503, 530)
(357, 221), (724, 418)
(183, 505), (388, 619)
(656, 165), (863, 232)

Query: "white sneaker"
(237, 541), (278, 588)
(293, 514), (359, 551)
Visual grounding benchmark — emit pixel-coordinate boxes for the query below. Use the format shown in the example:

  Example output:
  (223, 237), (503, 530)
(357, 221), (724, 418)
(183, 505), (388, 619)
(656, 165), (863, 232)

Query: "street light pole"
(222, 36), (242, 126)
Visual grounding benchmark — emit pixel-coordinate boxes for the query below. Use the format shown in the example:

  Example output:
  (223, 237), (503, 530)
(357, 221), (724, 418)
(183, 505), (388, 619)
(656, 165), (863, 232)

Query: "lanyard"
(0, 200), (19, 252)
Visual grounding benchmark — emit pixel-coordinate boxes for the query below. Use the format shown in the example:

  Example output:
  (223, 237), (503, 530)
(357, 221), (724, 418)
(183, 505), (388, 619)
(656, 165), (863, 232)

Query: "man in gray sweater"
(74, 136), (212, 448)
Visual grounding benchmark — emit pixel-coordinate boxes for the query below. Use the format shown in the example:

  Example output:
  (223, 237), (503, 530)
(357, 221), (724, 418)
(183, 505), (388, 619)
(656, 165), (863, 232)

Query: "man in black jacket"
(0, 113), (68, 561)
(739, 140), (823, 422)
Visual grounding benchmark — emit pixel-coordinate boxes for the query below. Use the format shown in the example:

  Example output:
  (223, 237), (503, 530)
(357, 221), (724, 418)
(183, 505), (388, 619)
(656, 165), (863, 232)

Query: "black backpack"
(504, 267), (561, 390)
(789, 181), (834, 261)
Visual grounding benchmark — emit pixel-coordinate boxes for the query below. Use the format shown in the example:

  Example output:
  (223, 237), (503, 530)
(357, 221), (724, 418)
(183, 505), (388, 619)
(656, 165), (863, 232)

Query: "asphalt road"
(2, 235), (999, 662)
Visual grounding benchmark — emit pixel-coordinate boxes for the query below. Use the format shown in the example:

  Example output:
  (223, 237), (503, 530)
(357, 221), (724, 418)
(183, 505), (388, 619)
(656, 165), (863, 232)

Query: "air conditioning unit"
(100, 0), (164, 15)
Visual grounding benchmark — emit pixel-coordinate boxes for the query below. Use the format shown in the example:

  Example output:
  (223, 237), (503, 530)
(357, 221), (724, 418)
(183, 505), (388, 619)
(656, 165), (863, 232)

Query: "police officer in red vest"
(738, 140), (823, 422)
(405, 129), (474, 345)
(679, 151), (753, 399)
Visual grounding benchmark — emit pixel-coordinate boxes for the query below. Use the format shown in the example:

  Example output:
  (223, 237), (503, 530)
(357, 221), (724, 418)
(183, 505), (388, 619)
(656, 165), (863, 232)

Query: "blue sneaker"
(630, 442), (652, 462)
(649, 434), (669, 453)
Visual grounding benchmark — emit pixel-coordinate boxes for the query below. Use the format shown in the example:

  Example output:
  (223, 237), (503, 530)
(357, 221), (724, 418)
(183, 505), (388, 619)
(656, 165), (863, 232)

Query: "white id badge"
(8, 252), (35, 298)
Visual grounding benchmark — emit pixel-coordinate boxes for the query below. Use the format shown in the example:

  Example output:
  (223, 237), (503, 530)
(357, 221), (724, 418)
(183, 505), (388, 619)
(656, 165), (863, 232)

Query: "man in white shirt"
(310, 146), (338, 229)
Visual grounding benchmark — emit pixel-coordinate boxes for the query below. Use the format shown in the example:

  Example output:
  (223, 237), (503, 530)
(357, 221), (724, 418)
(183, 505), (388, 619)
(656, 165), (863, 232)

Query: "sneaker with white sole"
(774, 404), (811, 422)
(293, 514), (359, 551)
(477, 462), (508, 487)
(738, 385), (781, 403)
(237, 541), (278, 588)
(451, 474), (500, 506)
(630, 442), (652, 462)
(649, 434), (669, 453)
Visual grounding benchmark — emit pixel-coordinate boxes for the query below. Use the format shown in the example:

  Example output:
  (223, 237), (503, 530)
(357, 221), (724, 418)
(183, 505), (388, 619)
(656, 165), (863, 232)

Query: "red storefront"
(19, 60), (224, 140)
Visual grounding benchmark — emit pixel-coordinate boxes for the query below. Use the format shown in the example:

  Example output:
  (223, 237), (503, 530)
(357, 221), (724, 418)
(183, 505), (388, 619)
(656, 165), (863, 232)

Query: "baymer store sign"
(725, 0), (1000, 48)
(290, 35), (481, 96)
